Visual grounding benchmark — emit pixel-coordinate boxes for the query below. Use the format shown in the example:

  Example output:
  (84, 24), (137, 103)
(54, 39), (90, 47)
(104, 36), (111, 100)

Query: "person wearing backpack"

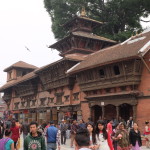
(0, 129), (14, 150)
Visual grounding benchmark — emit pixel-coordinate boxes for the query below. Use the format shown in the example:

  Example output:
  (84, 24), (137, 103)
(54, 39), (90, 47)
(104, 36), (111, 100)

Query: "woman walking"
(111, 123), (119, 150)
(115, 122), (130, 150)
(10, 120), (21, 150)
(86, 122), (96, 149)
(95, 120), (113, 150)
(129, 123), (142, 150)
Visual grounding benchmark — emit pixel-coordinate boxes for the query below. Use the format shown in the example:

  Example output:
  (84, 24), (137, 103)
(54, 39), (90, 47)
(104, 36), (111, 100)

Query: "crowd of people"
(0, 116), (150, 150)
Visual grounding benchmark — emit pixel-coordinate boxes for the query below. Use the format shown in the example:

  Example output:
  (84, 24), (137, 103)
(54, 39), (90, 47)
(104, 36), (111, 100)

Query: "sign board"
(101, 102), (104, 106)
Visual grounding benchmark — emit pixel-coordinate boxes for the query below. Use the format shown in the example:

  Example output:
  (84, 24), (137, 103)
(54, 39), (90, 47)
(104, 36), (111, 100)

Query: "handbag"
(16, 138), (20, 149)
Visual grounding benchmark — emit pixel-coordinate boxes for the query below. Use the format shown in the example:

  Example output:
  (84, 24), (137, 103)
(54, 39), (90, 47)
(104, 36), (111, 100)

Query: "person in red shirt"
(10, 120), (21, 150)
(107, 120), (113, 136)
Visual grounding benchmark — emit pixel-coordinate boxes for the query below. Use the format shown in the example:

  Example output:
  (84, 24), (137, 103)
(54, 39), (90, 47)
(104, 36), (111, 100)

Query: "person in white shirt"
(75, 128), (91, 150)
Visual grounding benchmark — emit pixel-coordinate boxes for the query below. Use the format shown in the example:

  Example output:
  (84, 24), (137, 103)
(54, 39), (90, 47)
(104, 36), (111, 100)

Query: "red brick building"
(1, 12), (150, 131)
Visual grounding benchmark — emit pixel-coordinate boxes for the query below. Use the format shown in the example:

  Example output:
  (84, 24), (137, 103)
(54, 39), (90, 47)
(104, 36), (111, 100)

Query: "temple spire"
(80, 7), (86, 17)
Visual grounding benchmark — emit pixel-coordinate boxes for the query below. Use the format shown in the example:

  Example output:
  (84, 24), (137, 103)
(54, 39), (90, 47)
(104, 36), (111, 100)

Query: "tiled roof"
(0, 71), (37, 91)
(50, 31), (116, 48)
(67, 30), (150, 74)
(4, 61), (38, 72)
(35, 56), (82, 73)
(72, 31), (116, 43)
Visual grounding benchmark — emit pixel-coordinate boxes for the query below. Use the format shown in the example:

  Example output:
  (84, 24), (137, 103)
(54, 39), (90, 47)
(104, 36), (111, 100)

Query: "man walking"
(70, 119), (79, 148)
(24, 121), (46, 150)
(60, 119), (68, 145)
(46, 121), (60, 150)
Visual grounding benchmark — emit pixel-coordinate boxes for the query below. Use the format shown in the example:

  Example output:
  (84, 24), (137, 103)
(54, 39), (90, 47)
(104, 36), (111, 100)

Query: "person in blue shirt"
(46, 121), (60, 150)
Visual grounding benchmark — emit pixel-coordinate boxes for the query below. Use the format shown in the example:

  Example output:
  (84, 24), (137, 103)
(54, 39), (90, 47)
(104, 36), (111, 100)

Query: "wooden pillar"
(116, 106), (119, 120)
(102, 106), (105, 119)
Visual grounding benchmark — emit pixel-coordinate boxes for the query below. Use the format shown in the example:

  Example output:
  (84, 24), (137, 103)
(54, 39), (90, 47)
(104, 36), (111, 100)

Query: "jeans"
(61, 131), (66, 144)
(47, 143), (57, 150)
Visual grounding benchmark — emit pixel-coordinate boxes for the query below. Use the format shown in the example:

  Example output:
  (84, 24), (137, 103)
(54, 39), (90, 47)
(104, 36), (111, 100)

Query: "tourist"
(46, 121), (60, 150)
(10, 120), (21, 150)
(0, 129), (14, 150)
(70, 119), (79, 148)
(60, 119), (68, 145)
(111, 123), (119, 150)
(41, 120), (47, 131)
(66, 120), (71, 139)
(24, 121), (46, 150)
(75, 128), (91, 150)
(95, 120), (113, 150)
(86, 122), (97, 149)
(144, 121), (150, 148)
(78, 119), (86, 129)
(115, 122), (130, 150)
(107, 120), (113, 135)
(129, 123), (142, 150)
(127, 117), (134, 132)
(21, 121), (29, 139)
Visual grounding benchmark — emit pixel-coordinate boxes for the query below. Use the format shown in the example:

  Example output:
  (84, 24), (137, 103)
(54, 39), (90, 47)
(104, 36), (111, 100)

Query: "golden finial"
(81, 7), (86, 17)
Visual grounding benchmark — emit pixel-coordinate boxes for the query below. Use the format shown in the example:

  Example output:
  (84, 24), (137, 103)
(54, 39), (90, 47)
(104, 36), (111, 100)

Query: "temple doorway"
(91, 105), (102, 123)
(104, 104), (117, 120)
(119, 103), (133, 121)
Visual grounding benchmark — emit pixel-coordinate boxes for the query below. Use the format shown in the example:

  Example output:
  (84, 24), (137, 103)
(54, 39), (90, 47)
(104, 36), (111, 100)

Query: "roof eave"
(67, 56), (140, 75)
(0, 74), (38, 92)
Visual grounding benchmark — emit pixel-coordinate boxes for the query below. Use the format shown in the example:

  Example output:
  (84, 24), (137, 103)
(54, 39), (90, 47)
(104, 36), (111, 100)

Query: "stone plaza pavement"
(19, 134), (149, 150)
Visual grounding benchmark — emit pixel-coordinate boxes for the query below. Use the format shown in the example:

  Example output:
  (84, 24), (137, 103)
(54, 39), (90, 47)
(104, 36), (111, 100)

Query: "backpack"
(0, 138), (11, 150)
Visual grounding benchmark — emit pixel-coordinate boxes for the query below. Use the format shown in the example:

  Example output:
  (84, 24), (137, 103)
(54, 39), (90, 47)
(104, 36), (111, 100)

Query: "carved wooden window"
(48, 97), (54, 104)
(113, 65), (120, 75)
(87, 42), (94, 50)
(26, 100), (30, 108)
(40, 98), (46, 106)
(31, 100), (36, 107)
(106, 88), (111, 93)
(135, 59), (142, 73)
(73, 92), (79, 101)
(14, 102), (19, 109)
(56, 96), (62, 105)
(64, 95), (70, 102)
(21, 101), (25, 108)
(86, 71), (93, 81)
(99, 69), (105, 78)
(124, 61), (133, 74)
(93, 90), (97, 95)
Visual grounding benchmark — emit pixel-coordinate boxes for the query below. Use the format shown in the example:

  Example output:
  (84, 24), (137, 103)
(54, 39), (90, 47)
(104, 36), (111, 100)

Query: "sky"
(0, 0), (149, 87)
(0, 0), (61, 86)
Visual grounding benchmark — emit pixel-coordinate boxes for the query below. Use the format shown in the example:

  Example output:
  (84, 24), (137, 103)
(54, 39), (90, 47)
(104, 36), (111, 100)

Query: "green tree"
(44, 0), (150, 41)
